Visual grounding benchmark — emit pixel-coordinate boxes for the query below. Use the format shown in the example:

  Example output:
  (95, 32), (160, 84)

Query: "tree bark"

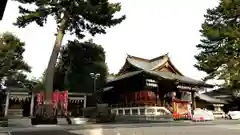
(44, 14), (67, 103)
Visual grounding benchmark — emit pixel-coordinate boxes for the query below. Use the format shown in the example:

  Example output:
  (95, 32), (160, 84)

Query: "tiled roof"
(107, 71), (143, 83)
(103, 86), (114, 91)
(205, 88), (232, 96)
(145, 70), (210, 87)
(195, 93), (228, 104)
(0, 87), (29, 92)
(126, 54), (168, 71)
(204, 88), (234, 102)
(107, 75), (116, 81)
(126, 54), (212, 87)
(107, 70), (213, 87)
(108, 54), (213, 87)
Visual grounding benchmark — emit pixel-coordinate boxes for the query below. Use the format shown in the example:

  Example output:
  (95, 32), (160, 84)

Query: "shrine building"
(0, 88), (91, 118)
(102, 54), (215, 111)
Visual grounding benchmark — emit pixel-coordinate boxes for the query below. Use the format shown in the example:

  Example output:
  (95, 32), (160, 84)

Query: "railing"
(111, 106), (171, 116)
(212, 111), (225, 119)
(110, 103), (160, 108)
(111, 106), (173, 122)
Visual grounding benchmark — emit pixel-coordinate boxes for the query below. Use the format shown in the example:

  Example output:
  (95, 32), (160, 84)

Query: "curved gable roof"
(114, 54), (213, 88)
(124, 53), (183, 75)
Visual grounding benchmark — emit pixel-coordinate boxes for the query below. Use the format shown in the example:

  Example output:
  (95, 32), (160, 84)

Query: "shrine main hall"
(102, 53), (214, 110)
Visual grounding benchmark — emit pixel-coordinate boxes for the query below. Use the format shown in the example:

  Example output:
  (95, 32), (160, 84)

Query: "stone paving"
(3, 124), (240, 135)
(69, 124), (240, 135)
(1, 119), (240, 135)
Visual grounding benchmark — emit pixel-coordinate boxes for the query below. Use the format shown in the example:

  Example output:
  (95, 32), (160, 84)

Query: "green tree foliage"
(195, 0), (240, 89)
(107, 72), (116, 81)
(53, 40), (108, 93)
(4, 72), (32, 88)
(0, 32), (31, 88)
(13, 0), (126, 100)
(30, 71), (47, 91)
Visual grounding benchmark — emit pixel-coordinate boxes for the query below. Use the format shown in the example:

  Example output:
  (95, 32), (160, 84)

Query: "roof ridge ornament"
(127, 54), (149, 61)
(149, 53), (169, 62)
(150, 56), (169, 71)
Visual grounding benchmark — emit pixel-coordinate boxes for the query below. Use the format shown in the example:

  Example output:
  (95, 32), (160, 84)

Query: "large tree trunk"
(31, 15), (68, 125)
(45, 15), (67, 103)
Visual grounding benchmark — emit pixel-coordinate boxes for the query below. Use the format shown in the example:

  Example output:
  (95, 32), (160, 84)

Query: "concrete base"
(71, 118), (88, 125)
(31, 117), (58, 125)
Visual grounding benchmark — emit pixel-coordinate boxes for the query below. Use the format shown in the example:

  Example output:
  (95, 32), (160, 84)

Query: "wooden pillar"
(83, 95), (87, 108)
(191, 91), (196, 114)
(4, 92), (10, 117)
(156, 85), (159, 106)
(155, 92), (158, 105)
(30, 92), (35, 116)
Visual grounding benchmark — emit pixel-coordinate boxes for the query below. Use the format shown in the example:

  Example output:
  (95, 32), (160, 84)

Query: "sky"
(0, 0), (221, 84)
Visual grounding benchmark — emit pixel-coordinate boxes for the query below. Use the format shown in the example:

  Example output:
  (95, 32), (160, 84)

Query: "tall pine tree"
(195, 0), (240, 89)
(13, 0), (126, 102)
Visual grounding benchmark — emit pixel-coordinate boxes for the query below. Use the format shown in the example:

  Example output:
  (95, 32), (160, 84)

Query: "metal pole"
(90, 73), (100, 104)
(83, 95), (87, 108)
(94, 77), (100, 103)
(93, 78), (97, 93)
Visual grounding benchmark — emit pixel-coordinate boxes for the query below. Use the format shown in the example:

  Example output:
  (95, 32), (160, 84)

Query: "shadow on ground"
(10, 130), (83, 135)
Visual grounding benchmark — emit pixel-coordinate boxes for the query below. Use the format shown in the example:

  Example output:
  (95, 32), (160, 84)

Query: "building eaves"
(107, 71), (143, 83)
(145, 70), (213, 87)
(107, 69), (213, 88)
(195, 93), (228, 104)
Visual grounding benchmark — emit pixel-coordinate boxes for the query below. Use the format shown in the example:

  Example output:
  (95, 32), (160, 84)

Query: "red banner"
(62, 90), (68, 115)
(58, 92), (64, 103)
(36, 90), (69, 115)
(36, 93), (42, 105)
(63, 90), (68, 103)
(36, 92), (45, 105)
(52, 90), (60, 108)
